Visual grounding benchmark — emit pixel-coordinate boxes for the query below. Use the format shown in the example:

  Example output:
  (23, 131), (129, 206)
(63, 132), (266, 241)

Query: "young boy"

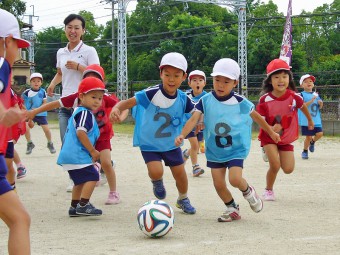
(298, 74), (323, 159)
(175, 58), (280, 222)
(0, 8), (31, 254)
(57, 77), (106, 216)
(22, 72), (56, 154)
(110, 52), (196, 214)
(182, 70), (207, 177)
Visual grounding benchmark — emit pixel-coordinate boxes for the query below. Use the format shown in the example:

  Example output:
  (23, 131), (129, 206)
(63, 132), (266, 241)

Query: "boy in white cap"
(57, 77), (107, 216)
(0, 8), (31, 255)
(22, 72), (56, 155)
(298, 74), (323, 159)
(110, 52), (196, 214)
(182, 70), (207, 177)
(175, 58), (280, 222)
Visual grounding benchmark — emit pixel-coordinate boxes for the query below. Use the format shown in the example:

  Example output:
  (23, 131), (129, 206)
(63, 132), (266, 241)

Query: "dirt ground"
(1, 124), (340, 255)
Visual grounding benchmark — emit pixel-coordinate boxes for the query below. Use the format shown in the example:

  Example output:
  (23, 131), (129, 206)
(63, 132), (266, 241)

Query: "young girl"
(257, 59), (314, 201)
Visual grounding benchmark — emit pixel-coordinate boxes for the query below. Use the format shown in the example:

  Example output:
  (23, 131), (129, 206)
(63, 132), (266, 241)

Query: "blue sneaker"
(176, 197), (196, 214)
(69, 206), (84, 217)
(152, 179), (166, 199)
(309, 142), (315, 153)
(76, 203), (102, 216)
(301, 151), (308, 159)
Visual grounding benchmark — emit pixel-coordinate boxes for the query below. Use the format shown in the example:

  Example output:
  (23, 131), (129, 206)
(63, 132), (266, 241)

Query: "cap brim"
(210, 72), (238, 80)
(16, 38), (31, 48)
(266, 68), (290, 77)
(159, 64), (186, 73)
(83, 88), (108, 94)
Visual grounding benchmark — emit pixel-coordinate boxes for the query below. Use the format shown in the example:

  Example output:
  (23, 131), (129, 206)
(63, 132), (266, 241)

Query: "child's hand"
(0, 108), (26, 127)
(28, 119), (34, 128)
(110, 108), (121, 123)
(272, 123), (283, 134)
(308, 119), (314, 130)
(26, 110), (36, 121)
(90, 149), (100, 162)
(175, 135), (184, 147)
(269, 132), (281, 143)
(194, 122), (205, 135)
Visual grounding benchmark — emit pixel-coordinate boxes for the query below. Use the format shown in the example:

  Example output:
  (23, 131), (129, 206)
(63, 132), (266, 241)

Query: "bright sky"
(22, 0), (334, 32)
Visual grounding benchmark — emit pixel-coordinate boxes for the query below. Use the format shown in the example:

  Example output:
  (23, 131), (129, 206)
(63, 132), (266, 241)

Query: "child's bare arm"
(175, 111), (202, 147)
(28, 100), (61, 119)
(110, 97), (136, 122)
(300, 104), (314, 130)
(76, 130), (100, 162)
(250, 110), (280, 143)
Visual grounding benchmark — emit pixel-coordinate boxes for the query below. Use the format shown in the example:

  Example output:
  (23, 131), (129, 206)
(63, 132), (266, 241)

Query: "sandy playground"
(0, 123), (340, 255)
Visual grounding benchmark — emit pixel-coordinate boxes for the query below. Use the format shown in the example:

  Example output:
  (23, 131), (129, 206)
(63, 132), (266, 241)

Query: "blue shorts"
(301, 126), (323, 136)
(0, 154), (12, 195)
(68, 165), (99, 186)
(33, 116), (48, 126)
(141, 147), (184, 167)
(207, 159), (244, 169)
(185, 131), (204, 142)
(5, 141), (14, 159)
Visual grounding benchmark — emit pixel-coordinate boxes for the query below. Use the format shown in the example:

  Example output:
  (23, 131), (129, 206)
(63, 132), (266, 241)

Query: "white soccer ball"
(137, 200), (174, 238)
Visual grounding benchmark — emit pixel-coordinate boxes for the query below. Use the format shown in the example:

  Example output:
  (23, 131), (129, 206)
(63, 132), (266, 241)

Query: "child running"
(175, 58), (280, 222)
(257, 59), (314, 201)
(27, 64), (127, 205)
(22, 72), (56, 154)
(57, 77), (106, 216)
(110, 52), (196, 214)
(0, 8), (31, 254)
(182, 70), (207, 177)
(298, 74), (323, 159)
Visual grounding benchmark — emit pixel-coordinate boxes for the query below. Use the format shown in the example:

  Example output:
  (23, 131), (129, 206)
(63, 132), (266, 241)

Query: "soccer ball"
(137, 200), (174, 238)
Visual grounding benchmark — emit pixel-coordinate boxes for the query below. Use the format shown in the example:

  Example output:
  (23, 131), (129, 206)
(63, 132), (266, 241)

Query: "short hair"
(64, 14), (86, 29)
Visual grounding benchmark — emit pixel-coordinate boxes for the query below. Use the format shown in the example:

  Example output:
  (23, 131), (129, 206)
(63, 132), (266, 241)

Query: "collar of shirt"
(64, 40), (84, 53)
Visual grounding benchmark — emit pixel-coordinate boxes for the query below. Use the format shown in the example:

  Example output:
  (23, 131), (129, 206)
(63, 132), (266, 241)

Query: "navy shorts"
(68, 165), (99, 186)
(0, 154), (12, 195)
(5, 141), (14, 159)
(33, 116), (48, 125)
(141, 147), (184, 167)
(185, 131), (204, 142)
(207, 159), (244, 169)
(301, 126), (323, 136)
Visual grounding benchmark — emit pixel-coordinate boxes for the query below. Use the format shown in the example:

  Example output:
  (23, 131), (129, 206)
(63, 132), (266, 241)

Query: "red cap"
(266, 59), (290, 76)
(82, 64), (105, 81)
(78, 77), (107, 94)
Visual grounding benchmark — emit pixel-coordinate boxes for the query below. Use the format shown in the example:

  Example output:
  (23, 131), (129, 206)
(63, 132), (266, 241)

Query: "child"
(298, 74), (323, 159)
(182, 70), (207, 177)
(110, 52), (196, 214)
(57, 77), (106, 216)
(175, 58), (280, 222)
(257, 59), (314, 201)
(28, 64), (127, 204)
(0, 8), (31, 254)
(22, 72), (56, 154)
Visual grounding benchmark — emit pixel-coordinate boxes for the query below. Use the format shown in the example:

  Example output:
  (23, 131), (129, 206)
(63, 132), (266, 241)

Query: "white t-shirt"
(56, 40), (100, 97)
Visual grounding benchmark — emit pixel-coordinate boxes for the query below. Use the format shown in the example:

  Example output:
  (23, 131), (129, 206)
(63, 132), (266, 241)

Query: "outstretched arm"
(251, 110), (281, 143)
(110, 97), (136, 123)
(27, 100), (61, 120)
(175, 111), (202, 147)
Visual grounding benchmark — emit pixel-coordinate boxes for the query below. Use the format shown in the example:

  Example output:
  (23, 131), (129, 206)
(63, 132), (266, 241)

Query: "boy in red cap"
(0, 8), (31, 255)
(57, 77), (106, 216)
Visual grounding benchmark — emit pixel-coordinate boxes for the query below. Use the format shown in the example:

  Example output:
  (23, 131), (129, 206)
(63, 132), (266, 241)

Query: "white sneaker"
(262, 147), (268, 162)
(243, 186), (263, 213)
(218, 205), (241, 222)
(66, 179), (74, 193)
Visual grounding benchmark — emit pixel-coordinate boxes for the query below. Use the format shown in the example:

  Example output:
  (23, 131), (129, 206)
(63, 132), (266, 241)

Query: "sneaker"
(218, 205), (241, 222)
(26, 142), (35, 155)
(262, 189), (275, 201)
(176, 197), (196, 214)
(105, 191), (121, 205)
(182, 149), (190, 161)
(47, 142), (56, 154)
(243, 186), (263, 213)
(309, 141), (315, 153)
(151, 179), (166, 199)
(262, 147), (268, 162)
(66, 179), (74, 193)
(199, 141), (205, 153)
(192, 164), (204, 177)
(76, 202), (102, 216)
(301, 151), (308, 159)
(68, 206), (84, 217)
(17, 166), (27, 179)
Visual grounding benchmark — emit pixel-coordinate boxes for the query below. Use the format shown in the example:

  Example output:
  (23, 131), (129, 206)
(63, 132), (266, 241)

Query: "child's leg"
(313, 131), (323, 142)
(188, 137), (199, 165)
(147, 161), (164, 181)
(211, 167), (233, 202)
(0, 190), (31, 255)
(40, 124), (52, 142)
(303, 135), (313, 150)
(279, 150), (295, 174)
(100, 149), (116, 192)
(24, 123), (31, 142)
(264, 144), (281, 191)
(24, 126), (35, 155)
(80, 181), (97, 199)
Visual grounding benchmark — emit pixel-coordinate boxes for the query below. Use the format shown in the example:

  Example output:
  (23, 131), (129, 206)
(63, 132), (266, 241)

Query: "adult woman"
(47, 14), (100, 141)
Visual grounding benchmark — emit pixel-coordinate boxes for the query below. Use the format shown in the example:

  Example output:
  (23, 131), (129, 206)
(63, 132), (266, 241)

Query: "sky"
(22, 0), (334, 32)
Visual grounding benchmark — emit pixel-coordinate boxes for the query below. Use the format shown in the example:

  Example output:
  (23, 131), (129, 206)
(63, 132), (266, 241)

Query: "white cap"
(30, 72), (43, 81)
(159, 52), (187, 72)
(210, 58), (240, 80)
(0, 9), (30, 48)
(299, 74), (316, 85)
(188, 70), (206, 82)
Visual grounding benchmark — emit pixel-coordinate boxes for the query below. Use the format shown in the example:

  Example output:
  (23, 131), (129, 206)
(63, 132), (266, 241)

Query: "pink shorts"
(95, 139), (111, 152)
(261, 142), (294, 152)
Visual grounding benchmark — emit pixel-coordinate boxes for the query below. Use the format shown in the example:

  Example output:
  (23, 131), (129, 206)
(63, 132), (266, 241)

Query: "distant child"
(257, 59), (314, 201)
(28, 64), (127, 205)
(182, 70), (207, 177)
(22, 72), (56, 155)
(0, 8), (31, 255)
(175, 58), (280, 222)
(57, 77), (106, 216)
(298, 74), (323, 159)
(110, 52), (196, 214)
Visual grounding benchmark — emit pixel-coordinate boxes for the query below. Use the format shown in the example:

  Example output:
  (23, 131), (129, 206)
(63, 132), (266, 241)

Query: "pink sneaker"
(262, 189), (275, 201)
(105, 191), (120, 205)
